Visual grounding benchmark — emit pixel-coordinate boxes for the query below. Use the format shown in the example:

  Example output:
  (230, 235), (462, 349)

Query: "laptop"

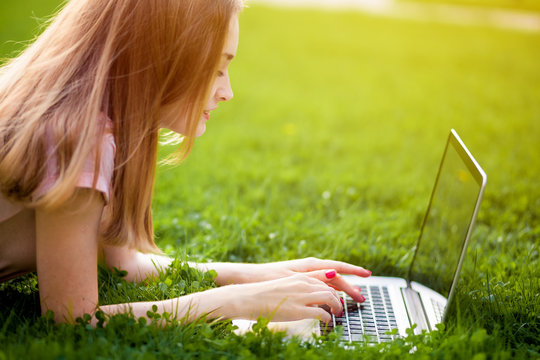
(319, 128), (487, 343)
(233, 129), (486, 342)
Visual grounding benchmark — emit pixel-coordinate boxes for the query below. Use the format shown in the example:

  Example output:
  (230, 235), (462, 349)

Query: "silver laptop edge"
(441, 129), (487, 322)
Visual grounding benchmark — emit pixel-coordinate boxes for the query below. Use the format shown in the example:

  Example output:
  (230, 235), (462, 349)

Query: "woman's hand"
(254, 258), (371, 303)
(202, 272), (344, 323)
(200, 257), (371, 304)
(104, 270), (345, 324)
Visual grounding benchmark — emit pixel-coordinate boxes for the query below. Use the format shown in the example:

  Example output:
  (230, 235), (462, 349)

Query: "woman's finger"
(303, 306), (332, 324)
(303, 290), (342, 316)
(304, 269), (365, 303)
(293, 273), (341, 302)
(326, 274), (365, 303)
(295, 257), (372, 278)
(320, 260), (372, 277)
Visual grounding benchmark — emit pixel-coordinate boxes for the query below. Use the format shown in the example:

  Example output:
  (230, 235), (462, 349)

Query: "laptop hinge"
(401, 287), (430, 334)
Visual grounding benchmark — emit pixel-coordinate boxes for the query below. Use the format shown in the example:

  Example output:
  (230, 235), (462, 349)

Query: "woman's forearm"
(96, 271), (346, 326)
(188, 262), (256, 285)
(101, 245), (253, 285)
(96, 285), (240, 325)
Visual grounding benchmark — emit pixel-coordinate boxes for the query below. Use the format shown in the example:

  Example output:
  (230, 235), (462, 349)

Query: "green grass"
(1, 1), (539, 359)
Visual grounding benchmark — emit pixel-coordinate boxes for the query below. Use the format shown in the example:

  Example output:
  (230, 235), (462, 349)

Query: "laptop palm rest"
(401, 287), (430, 334)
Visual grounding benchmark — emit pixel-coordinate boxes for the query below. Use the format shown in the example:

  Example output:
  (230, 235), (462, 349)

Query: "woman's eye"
(217, 71), (225, 77)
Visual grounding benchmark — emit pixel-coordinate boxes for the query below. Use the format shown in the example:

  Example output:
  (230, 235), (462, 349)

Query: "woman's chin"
(195, 123), (206, 137)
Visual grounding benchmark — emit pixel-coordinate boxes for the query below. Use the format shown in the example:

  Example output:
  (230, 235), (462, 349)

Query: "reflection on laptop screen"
(409, 136), (483, 298)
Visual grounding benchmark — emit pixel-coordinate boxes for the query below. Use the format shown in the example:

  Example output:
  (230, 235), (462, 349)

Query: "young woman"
(0, 0), (370, 325)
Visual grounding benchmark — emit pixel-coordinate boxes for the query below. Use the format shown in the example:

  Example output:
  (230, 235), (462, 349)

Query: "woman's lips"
(203, 107), (216, 121)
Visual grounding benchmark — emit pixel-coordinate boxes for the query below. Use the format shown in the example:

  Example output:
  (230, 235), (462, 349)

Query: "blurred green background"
(402, 0), (540, 11)
(1, 0), (539, 357)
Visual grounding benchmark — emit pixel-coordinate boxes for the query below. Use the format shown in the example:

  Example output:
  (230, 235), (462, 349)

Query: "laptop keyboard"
(321, 285), (399, 343)
(431, 298), (445, 324)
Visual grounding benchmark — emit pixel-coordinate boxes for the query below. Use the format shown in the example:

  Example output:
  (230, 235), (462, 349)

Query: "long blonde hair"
(0, 0), (243, 252)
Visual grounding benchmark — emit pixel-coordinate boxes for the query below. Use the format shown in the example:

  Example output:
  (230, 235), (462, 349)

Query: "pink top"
(0, 117), (116, 282)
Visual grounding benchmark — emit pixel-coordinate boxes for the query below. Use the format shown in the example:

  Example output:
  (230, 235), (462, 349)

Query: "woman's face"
(161, 15), (239, 137)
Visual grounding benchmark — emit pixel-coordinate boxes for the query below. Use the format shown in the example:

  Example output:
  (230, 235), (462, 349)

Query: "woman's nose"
(216, 77), (233, 102)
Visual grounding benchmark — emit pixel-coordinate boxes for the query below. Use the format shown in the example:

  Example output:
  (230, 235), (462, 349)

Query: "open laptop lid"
(407, 129), (487, 309)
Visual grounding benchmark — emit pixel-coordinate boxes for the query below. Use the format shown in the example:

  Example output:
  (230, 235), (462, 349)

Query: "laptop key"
(350, 334), (368, 342)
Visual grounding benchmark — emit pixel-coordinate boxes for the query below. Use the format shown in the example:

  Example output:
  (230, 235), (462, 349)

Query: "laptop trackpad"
(401, 287), (430, 334)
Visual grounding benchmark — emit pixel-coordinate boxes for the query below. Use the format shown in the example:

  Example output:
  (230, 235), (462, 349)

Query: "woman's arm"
(36, 189), (342, 324)
(35, 189), (103, 323)
(102, 245), (371, 303)
(98, 272), (342, 323)
(99, 245), (173, 283)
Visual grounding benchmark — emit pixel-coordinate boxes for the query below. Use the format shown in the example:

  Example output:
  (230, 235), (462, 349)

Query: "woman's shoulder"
(88, 114), (116, 202)
(69, 113), (116, 202)
(35, 114), (117, 203)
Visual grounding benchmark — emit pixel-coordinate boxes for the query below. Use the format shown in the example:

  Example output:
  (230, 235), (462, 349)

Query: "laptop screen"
(408, 130), (486, 298)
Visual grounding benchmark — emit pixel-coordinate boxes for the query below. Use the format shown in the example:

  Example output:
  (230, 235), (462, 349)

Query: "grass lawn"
(1, 1), (539, 359)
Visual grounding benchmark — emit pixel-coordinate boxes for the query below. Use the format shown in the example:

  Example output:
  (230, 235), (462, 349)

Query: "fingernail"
(340, 298), (344, 305)
(366, 270), (372, 276)
(325, 270), (336, 279)
(360, 295), (366, 302)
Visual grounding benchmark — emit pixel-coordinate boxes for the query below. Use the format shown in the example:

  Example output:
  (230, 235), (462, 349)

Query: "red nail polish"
(325, 270), (336, 279)
(340, 298), (344, 305)
(360, 295), (366, 302)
